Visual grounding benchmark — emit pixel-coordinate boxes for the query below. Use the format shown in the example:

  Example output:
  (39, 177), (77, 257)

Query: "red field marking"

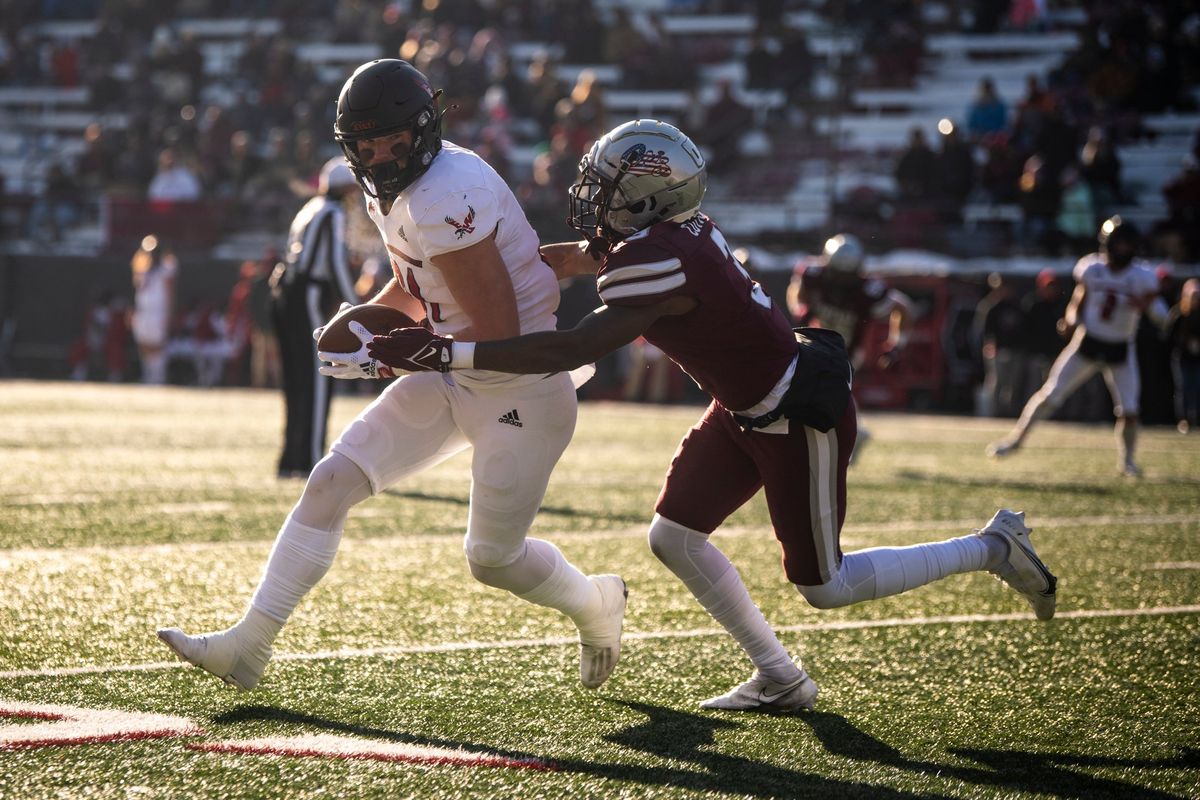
(0, 701), (201, 749)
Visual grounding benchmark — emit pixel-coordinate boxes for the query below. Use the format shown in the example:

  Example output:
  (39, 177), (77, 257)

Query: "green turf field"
(1, 380), (1197, 799)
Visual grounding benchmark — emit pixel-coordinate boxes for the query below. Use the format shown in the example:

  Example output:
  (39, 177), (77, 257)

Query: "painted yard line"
(1151, 562), (1200, 570)
(1, 512), (1196, 562)
(2, 604), (1196, 682)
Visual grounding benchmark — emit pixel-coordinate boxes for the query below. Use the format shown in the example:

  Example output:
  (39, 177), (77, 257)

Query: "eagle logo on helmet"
(444, 206), (476, 239)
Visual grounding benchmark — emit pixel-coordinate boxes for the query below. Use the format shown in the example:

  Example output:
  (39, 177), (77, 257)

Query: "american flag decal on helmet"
(620, 144), (671, 177)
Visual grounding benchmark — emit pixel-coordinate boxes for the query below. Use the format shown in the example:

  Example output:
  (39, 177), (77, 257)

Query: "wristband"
(450, 341), (476, 370)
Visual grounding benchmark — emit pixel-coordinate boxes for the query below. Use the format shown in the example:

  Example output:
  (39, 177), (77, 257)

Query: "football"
(316, 304), (420, 353)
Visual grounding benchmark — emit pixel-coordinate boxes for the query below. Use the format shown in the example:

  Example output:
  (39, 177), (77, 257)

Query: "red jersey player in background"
(787, 233), (915, 464)
(364, 119), (1057, 712)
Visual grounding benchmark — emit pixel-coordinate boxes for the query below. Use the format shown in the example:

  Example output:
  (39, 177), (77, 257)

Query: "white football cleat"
(577, 574), (627, 689)
(978, 509), (1057, 621)
(1119, 460), (1142, 478)
(700, 661), (819, 713)
(986, 438), (1020, 458)
(157, 610), (278, 691)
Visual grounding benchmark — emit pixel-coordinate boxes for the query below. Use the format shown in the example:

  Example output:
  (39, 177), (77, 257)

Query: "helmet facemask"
(338, 98), (442, 206)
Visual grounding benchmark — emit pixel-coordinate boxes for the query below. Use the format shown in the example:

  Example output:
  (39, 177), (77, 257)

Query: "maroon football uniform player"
(366, 120), (1058, 711)
(788, 234), (915, 463)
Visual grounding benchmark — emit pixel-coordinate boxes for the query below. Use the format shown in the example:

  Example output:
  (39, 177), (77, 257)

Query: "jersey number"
(709, 227), (772, 310)
(1098, 291), (1118, 321)
(402, 266), (443, 323)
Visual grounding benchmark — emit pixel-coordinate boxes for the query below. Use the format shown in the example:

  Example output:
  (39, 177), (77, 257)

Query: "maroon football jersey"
(791, 263), (888, 351)
(596, 214), (798, 412)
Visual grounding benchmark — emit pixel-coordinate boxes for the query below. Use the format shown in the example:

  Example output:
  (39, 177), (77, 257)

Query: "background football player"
(158, 59), (626, 692)
(786, 233), (915, 463)
(987, 216), (1168, 476)
(368, 119), (1058, 713)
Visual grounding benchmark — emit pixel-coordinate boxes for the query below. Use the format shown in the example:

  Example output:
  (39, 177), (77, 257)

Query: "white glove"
(313, 301), (354, 343)
(317, 320), (398, 380)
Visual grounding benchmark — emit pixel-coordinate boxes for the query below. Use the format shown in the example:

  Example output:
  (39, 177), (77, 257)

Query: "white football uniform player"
(157, 60), (625, 694)
(988, 216), (1165, 475)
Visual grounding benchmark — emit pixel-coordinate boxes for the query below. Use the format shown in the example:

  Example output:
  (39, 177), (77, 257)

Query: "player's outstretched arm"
(539, 241), (602, 280)
(368, 296), (694, 375)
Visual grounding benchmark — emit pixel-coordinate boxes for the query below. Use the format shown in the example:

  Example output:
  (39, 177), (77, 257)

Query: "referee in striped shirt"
(272, 157), (360, 478)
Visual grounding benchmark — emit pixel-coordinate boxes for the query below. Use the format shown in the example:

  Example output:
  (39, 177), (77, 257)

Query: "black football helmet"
(334, 59), (443, 205)
(1097, 215), (1140, 270)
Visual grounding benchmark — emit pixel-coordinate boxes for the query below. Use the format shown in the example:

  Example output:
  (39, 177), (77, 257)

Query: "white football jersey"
(1073, 254), (1159, 343)
(365, 141), (560, 386)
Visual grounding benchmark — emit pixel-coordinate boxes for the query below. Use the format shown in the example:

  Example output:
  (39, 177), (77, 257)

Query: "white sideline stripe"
(1151, 562), (1200, 570)
(2, 604), (1197, 681)
(1, 512), (1196, 561)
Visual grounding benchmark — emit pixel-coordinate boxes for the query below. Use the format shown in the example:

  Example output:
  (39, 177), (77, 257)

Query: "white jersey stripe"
(596, 258), (683, 293)
(599, 272), (687, 302)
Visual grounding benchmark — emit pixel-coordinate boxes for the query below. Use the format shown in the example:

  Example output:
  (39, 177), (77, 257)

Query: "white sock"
(512, 539), (597, 621)
(696, 565), (801, 682)
(799, 534), (1002, 608)
(649, 515), (799, 682)
(250, 516), (343, 624)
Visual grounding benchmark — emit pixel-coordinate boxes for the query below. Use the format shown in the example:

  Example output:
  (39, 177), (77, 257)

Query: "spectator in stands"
(212, 130), (263, 202)
(966, 77), (1008, 142)
(26, 163), (81, 242)
(699, 81), (754, 176)
(895, 127), (937, 204)
(973, 272), (1027, 417)
(778, 25), (815, 116)
(75, 123), (115, 194)
(196, 105), (238, 185)
(979, 133), (1022, 204)
(147, 147), (202, 202)
(1078, 126), (1122, 216)
(568, 69), (608, 143)
(934, 121), (976, 225)
(745, 33), (777, 90)
(1159, 154), (1200, 263)
(524, 54), (567, 134)
(1167, 278), (1200, 434)
(1056, 166), (1096, 255)
(130, 235), (177, 385)
(1017, 154), (1060, 254)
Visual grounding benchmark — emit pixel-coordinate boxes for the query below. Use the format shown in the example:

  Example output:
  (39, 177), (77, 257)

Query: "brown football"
(317, 304), (420, 352)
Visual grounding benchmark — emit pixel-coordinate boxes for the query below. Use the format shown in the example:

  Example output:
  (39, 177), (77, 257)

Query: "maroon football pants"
(655, 398), (857, 586)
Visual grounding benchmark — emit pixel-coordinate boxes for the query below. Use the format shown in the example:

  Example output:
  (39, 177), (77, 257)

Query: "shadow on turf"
(212, 705), (554, 764)
(804, 711), (1196, 799)
(212, 702), (1195, 798)
(381, 489), (648, 523)
(217, 702), (925, 798)
(894, 469), (1115, 495)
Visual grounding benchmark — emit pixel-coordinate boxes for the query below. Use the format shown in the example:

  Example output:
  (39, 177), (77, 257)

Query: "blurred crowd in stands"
(4, 0), (1198, 256)
(4, 0), (1200, 429)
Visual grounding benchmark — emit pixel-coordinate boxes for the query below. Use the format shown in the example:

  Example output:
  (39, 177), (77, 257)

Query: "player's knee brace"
(291, 452), (371, 531)
(794, 555), (876, 609)
(647, 515), (705, 574)
(463, 535), (525, 570)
